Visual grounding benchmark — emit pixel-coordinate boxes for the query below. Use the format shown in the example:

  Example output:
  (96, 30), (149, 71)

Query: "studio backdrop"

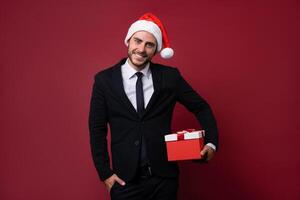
(1, 0), (299, 200)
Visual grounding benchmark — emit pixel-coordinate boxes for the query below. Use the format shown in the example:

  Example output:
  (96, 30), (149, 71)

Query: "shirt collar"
(122, 58), (151, 80)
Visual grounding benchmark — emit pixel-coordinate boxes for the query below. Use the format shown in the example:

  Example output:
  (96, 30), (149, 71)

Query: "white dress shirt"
(121, 59), (154, 110)
(121, 59), (216, 151)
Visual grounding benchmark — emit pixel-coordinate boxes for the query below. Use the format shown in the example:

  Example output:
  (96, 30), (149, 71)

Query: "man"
(89, 13), (218, 200)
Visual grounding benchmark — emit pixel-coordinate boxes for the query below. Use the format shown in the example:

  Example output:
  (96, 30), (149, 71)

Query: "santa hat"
(124, 13), (174, 59)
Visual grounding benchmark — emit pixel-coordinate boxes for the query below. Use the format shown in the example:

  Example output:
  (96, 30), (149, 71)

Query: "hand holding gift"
(200, 145), (215, 162)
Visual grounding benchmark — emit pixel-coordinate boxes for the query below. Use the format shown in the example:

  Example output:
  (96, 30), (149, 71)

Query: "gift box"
(164, 129), (205, 161)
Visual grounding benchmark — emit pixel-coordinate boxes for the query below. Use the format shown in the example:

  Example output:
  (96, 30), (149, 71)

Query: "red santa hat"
(124, 13), (174, 59)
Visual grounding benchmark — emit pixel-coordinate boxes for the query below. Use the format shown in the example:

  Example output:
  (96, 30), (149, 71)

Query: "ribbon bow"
(176, 129), (196, 140)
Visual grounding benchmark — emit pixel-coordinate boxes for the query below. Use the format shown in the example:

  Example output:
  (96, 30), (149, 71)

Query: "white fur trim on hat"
(160, 47), (174, 59)
(124, 20), (162, 51)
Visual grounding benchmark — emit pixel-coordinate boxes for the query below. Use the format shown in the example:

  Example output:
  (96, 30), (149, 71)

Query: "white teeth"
(135, 54), (144, 58)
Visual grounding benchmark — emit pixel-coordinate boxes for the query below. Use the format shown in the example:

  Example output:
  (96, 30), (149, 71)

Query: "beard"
(128, 49), (152, 69)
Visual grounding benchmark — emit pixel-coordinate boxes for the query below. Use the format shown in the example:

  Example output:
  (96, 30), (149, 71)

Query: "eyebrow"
(133, 37), (156, 46)
(133, 37), (142, 42)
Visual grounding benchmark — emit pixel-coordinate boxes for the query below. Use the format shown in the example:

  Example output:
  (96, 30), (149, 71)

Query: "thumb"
(115, 175), (126, 186)
(200, 146), (208, 156)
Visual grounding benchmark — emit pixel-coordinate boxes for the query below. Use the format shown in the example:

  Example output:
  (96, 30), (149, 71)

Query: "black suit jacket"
(89, 58), (218, 182)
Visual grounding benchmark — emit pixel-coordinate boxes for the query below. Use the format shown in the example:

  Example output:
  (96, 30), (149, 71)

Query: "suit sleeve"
(88, 74), (114, 181)
(175, 69), (219, 150)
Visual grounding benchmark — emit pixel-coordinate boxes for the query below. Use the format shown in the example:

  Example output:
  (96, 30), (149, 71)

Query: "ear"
(154, 43), (158, 55)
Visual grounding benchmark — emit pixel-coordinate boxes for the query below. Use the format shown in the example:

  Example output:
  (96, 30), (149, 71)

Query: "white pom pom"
(160, 47), (174, 59)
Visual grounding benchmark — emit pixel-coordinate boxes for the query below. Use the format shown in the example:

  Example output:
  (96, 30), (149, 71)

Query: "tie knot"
(136, 72), (144, 78)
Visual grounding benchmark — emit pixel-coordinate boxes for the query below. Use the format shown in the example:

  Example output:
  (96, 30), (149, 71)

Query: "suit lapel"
(111, 59), (140, 118)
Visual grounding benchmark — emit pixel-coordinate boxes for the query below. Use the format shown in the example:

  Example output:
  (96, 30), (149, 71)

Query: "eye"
(146, 43), (155, 48)
(134, 38), (142, 44)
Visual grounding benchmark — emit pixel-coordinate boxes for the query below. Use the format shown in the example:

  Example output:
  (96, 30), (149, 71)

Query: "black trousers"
(110, 174), (178, 200)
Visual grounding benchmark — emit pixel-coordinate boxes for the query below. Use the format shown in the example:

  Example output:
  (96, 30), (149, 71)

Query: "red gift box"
(164, 129), (205, 161)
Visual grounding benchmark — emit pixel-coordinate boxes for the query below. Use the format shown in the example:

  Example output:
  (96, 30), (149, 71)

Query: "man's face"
(127, 31), (157, 70)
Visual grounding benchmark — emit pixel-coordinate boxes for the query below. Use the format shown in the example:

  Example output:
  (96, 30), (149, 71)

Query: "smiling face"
(127, 31), (157, 71)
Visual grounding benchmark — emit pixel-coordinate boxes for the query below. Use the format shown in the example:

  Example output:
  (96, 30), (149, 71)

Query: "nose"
(137, 43), (146, 53)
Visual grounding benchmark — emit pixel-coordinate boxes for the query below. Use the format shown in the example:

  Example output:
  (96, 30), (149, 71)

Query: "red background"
(1, 0), (299, 199)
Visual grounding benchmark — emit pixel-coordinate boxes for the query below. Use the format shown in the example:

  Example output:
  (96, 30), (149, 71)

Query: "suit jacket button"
(134, 140), (140, 146)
